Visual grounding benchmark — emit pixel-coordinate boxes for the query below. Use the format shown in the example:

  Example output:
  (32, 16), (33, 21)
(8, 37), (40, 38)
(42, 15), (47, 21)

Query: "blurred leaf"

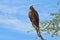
(57, 1), (60, 5)
(50, 13), (57, 16)
(27, 29), (35, 33)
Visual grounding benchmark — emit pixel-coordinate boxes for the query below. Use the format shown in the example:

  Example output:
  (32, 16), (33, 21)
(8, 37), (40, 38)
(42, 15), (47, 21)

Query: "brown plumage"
(28, 5), (44, 40)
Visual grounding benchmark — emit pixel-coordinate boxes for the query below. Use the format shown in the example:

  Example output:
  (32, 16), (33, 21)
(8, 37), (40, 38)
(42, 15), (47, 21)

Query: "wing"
(34, 10), (39, 22)
(29, 9), (39, 26)
(33, 10), (39, 26)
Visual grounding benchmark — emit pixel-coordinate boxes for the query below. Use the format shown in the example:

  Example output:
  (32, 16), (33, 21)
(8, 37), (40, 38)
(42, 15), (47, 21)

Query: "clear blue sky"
(0, 0), (60, 40)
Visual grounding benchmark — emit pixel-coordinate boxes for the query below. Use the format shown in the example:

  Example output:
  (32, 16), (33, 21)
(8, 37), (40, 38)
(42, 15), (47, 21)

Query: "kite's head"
(30, 5), (34, 9)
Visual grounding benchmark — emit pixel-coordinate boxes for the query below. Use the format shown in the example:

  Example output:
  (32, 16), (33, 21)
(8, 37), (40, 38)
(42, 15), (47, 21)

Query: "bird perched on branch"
(28, 5), (44, 40)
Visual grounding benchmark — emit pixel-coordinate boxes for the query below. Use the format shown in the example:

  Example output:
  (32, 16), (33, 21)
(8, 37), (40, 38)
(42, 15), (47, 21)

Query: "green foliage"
(40, 10), (60, 37)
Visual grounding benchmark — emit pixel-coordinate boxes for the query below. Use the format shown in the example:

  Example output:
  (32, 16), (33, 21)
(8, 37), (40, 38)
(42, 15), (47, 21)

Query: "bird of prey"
(28, 5), (44, 40)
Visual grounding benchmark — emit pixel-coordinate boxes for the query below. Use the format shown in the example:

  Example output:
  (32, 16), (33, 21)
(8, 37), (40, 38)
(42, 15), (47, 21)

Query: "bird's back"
(29, 8), (39, 27)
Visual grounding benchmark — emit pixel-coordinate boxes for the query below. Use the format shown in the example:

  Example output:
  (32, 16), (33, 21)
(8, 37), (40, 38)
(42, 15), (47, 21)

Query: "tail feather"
(33, 24), (44, 40)
(37, 27), (44, 40)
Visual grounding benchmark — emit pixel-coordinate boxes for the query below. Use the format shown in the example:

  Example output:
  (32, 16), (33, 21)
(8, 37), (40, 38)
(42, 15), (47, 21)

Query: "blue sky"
(0, 0), (60, 40)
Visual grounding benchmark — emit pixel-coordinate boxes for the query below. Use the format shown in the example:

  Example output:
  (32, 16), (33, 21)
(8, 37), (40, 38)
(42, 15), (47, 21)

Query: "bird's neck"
(30, 8), (35, 12)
